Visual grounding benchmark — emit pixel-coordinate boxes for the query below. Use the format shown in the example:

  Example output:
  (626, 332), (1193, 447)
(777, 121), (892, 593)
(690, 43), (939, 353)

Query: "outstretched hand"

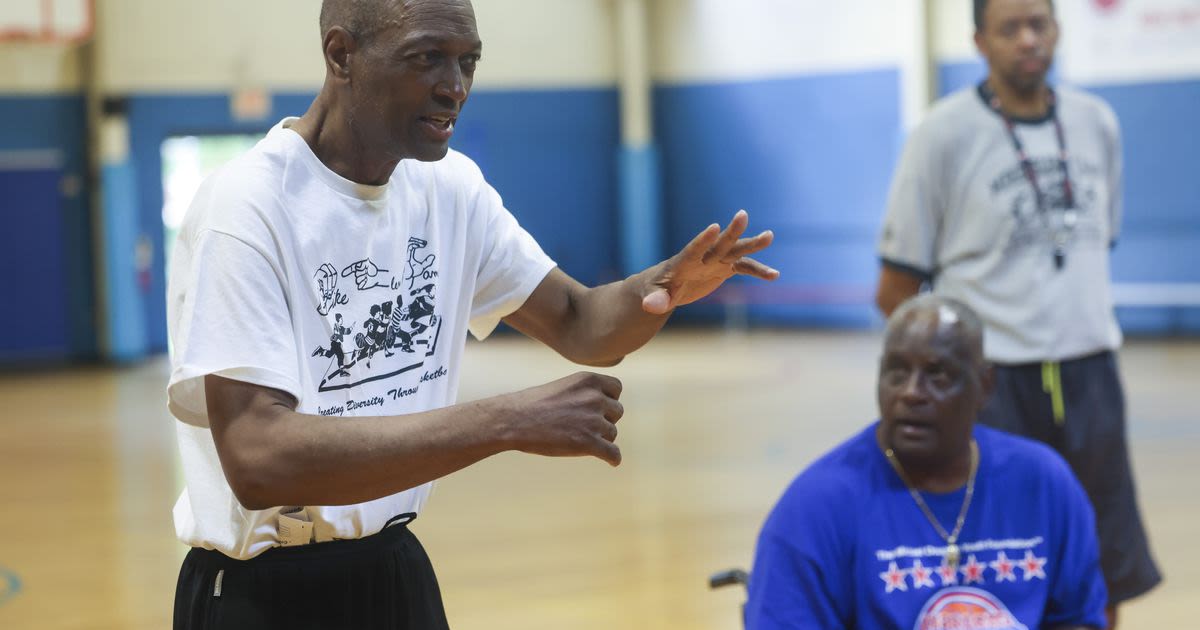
(642, 210), (778, 315)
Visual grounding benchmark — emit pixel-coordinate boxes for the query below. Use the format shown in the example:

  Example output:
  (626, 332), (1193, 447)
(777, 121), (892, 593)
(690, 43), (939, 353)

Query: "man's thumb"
(642, 288), (672, 315)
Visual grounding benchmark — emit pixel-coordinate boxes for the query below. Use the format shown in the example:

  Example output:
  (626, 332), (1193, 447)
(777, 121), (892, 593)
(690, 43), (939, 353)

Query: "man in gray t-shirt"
(875, 1), (1160, 626)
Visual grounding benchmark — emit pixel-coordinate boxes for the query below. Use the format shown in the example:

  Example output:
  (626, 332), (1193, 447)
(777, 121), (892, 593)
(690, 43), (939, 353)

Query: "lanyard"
(981, 82), (1077, 270)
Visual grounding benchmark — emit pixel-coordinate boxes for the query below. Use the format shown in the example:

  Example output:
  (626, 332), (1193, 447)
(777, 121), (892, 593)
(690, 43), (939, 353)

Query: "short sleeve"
(467, 180), (556, 340)
(1042, 458), (1108, 628)
(167, 229), (303, 427)
(745, 474), (855, 629)
(878, 123), (943, 280)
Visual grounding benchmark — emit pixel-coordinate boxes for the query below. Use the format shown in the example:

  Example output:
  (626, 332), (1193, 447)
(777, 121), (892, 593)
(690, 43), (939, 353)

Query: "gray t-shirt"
(879, 85), (1123, 363)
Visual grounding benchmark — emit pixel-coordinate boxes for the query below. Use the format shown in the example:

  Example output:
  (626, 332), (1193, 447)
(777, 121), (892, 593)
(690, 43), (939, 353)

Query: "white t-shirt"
(879, 85), (1123, 363)
(166, 119), (555, 560)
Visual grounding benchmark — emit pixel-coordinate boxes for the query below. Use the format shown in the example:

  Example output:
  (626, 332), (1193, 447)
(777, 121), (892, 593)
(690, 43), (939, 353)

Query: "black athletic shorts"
(976, 350), (1162, 604)
(174, 515), (449, 630)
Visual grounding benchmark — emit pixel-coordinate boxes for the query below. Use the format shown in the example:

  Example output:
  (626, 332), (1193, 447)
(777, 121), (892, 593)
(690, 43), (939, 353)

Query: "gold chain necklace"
(882, 439), (978, 570)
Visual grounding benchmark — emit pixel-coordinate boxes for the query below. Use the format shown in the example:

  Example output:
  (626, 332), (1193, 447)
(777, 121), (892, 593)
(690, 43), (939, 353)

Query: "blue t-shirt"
(746, 423), (1107, 630)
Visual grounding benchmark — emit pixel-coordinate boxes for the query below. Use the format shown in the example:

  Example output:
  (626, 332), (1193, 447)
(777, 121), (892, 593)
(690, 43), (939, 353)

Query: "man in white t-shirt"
(167, 1), (778, 628)
(874, 1), (1159, 626)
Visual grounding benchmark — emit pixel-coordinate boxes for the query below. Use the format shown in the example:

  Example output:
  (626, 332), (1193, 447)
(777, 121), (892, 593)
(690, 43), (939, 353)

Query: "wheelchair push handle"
(708, 568), (749, 590)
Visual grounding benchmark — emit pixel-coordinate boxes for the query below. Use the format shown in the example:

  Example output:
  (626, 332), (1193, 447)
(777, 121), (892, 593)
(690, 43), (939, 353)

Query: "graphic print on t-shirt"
(875, 537), (1049, 628)
(913, 587), (1028, 630)
(989, 157), (1104, 255)
(310, 237), (443, 392)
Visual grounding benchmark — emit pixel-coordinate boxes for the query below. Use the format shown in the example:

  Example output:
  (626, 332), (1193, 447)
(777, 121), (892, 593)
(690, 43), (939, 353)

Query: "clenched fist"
(498, 372), (625, 466)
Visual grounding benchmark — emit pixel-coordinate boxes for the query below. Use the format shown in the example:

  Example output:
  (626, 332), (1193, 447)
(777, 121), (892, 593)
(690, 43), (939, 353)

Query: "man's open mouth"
(422, 114), (456, 131)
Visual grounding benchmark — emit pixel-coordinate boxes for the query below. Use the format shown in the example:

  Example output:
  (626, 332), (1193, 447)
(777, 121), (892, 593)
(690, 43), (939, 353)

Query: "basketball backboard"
(0, 0), (93, 43)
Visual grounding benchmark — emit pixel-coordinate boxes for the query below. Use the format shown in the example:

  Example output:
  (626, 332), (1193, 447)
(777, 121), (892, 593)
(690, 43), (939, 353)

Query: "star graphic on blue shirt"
(990, 551), (1018, 582)
(961, 554), (986, 585)
(936, 558), (959, 586)
(910, 559), (936, 589)
(880, 561), (908, 593)
(1020, 549), (1048, 581)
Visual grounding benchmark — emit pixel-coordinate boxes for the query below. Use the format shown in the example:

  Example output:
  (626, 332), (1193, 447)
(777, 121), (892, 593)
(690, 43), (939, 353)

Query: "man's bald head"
(885, 294), (985, 367)
(876, 295), (991, 467)
(320, 0), (402, 41)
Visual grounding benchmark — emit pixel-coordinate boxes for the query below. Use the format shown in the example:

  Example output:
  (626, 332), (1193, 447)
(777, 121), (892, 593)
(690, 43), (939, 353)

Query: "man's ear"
(323, 26), (357, 82)
(973, 30), (989, 63)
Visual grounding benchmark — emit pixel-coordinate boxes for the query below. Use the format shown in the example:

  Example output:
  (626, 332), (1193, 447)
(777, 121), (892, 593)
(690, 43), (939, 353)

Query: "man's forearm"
(875, 265), (924, 317)
(207, 372), (624, 510)
(506, 212), (775, 366)
(215, 397), (511, 510)
(558, 264), (673, 366)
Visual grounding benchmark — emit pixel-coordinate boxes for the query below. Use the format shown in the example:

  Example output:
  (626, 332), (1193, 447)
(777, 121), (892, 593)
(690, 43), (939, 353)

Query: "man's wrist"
(627, 261), (673, 314)
(466, 396), (521, 455)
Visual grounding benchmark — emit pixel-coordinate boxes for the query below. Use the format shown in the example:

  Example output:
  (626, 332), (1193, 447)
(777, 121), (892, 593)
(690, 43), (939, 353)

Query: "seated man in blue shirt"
(746, 295), (1107, 630)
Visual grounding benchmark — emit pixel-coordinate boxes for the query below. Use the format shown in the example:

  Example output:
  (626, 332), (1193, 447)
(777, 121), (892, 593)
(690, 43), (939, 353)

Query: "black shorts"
(174, 516), (449, 630)
(977, 350), (1162, 604)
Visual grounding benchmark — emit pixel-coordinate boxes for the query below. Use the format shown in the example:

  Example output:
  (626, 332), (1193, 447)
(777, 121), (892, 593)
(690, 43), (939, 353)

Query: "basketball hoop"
(0, 0), (94, 44)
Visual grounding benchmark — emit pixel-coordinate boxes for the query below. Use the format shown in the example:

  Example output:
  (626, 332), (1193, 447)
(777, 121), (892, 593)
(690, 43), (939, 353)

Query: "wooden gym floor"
(0, 330), (1196, 629)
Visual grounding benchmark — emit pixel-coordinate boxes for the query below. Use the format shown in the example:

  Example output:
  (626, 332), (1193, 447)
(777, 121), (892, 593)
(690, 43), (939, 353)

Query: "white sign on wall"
(1060, 0), (1200, 84)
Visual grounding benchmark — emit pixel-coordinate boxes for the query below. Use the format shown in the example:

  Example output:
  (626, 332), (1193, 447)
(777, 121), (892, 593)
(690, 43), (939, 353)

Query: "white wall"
(0, 44), (81, 92)
(92, 0), (615, 93)
(472, 0), (614, 89)
(95, 0), (325, 92)
(649, 0), (906, 84)
(8, 1), (1197, 95)
(931, 0), (979, 63)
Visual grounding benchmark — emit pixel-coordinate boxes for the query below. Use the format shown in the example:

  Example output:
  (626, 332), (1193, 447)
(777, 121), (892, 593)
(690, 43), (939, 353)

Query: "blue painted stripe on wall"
(451, 88), (621, 285)
(100, 161), (148, 361)
(0, 167), (71, 360)
(1089, 79), (1200, 235)
(124, 89), (620, 352)
(618, 143), (663, 274)
(654, 69), (902, 324)
(938, 59), (987, 96)
(0, 95), (95, 360)
(1116, 306), (1200, 335)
